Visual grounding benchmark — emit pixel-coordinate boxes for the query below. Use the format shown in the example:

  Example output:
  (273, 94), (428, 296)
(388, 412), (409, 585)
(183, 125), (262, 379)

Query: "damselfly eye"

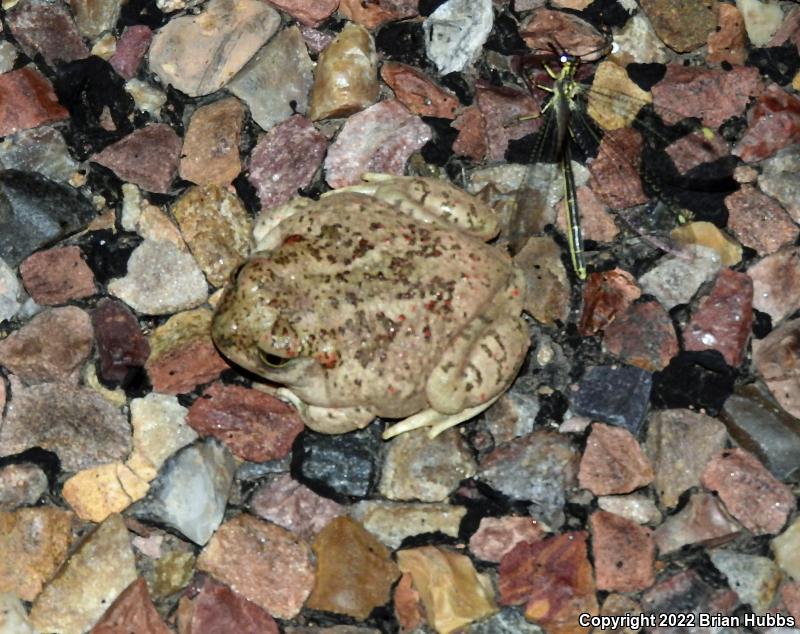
(560, 54), (568, 63)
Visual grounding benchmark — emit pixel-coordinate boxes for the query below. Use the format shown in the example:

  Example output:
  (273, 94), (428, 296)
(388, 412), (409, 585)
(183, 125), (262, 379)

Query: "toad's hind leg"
(382, 314), (530, 440)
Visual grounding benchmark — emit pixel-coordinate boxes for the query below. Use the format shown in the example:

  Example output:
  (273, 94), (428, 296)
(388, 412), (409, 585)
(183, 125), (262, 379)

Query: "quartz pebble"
(71, 0), (123, 39)
(323, 101), (432, 187)
(350, 501), (467, 550)
(308, 516), (400, 619)
(92, 298), (150, 386)
(308, 23), (379, 121)
(247, 115), (327, 210)
(109, 240), (208, 316)
(710, 550), (782, 613)
(570, 365), (652, 434)
(132, 439), (236, 545)
(29, 514), (137, 634)
(20, 246), (96, 305)
(5, 0), (89, 67)
(0, 593), (36, 634)
(654, 493), (741, 555)
(737, 0), (783, 45)
(597, 494), (662, 525)
(590, 510), (655, 592)
(469, 516), (546, 563)
(229, 26), (314, 132)
(423, 0), (494, 75)
(579, 423), (654, 496)
(148, 0), (280, 97)
(179, 98), (245, 187)
(0, 463), (48, 511)
(397, 545), (497, 633)
(0, 258), (23, 322)
(748, 246), (800, 323)
(197, 513), (315, 619)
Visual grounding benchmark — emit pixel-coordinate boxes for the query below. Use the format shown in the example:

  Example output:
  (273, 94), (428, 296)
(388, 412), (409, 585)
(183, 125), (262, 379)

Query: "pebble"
(520, 8), (608, 58)
(654, 492), (741, 555)
(308, 23), (378, 121)
(498, 532), (597, 634)
(614, 14), (670, 65)
(63, 462), (149, 523)
(0, 507), (75, 601)
(0, 305), (93, 383)
(737, 0), (784, 45)
(177, 575), (279, 634)
(120, 186), (185, 247)
(468, 516), (546, 563)
(397, 545), (497, 633)
(588, 128), (647, 210)
(570, 365), (652, 434)
(670, 221), (742, 266)
(308, 516), (400, 619)
(0, 126), (79, 183)
(726, 186), (798, 254)
(734, 85), (800, 163)
(124, 79), (166, 117)
(92, 124), (182, 194)
(0, 40), (18, 74)
(350, 500), (467, 549)
(682, 268), (753, 367)
(0, 67), (71, 137)
(0, 463), (48, 511)
(513, 236), (570, 326)
(578, 268), (641, 336)
(424, 0), (494, 75)
(380, 428), (477, 503)
(602, 300), (679, 372)
(148, 0), (280, 97)
(71, 0), (122, 39)
(29, 514), (137, 634)
(638, 244), (722, 309)
(710, 550), (782, 613)
(760, 145), (800, 223)
(644, 409), (728, 508)
(92, 298), (150, 386)
(197, 513), (315, 619)
(478, 431), (578, 528)
(747, 246), (800, 323)
(109, 25), (152, 80)
(265, 0), (337, 26)
(179, 98), (244, 187)
(452, 106), (487, 161)
(0, 170), (95, 268)
(393, 572), (424, 632)
(721, 382), (800, 480)
(250, 473), (344, 540)
(475, 83), (540, 161)
(5, 0), (88, 67)
(380, 62), (459, 119)
(247, 115), (327, 210)
(91, 576), (170, 633)
(133, 438), (236, 545)
(0, 382), (131, 471)
(639, 0), (719, 52)
(753, 318), (800, 427)
(590, 510), (655, 592)
(0, 593), (36, 634)
(707, 3), (748, 65)
(557, 186), (619, 245)
(589, 61), (653, 131)
(295, 426), (381, 499)
(229, 26), (314, 131)
(641, 570), (739, 630)
(482, 381), (541, 445)
(339, 0), (418, 28)
(126, 393), (197, 483)
(466, 607), (545, 633)
(19, 246), (96, 305)
(579, 423), (654, 496)
(701, 447), (796, 535)
(324, 100), (432, 188)
(773, 517), (800, 580)
(108, 240), (208, 315)
(783, 581), (800, 620)
(188, 383), (304, 462)
(0, 258), (22, 322)
(597, 494), (662, 525)
(171, 185), (252, 287)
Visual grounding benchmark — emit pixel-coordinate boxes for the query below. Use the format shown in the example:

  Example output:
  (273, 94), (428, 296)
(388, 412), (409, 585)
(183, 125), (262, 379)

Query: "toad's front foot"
(381, 395), (502, 440)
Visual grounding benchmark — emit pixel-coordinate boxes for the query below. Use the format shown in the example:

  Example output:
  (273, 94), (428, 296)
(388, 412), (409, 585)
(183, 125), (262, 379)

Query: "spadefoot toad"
(212, 174), (530, 438)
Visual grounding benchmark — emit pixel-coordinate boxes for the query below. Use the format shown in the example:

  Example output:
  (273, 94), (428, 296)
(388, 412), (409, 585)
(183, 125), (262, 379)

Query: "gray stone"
(0, 463), (48, 511)
(0, 42), (18, 74)
(570, 365), (652, 434)
(710, 550), (782, 613)
(0, 258), (23, 323)
(639, 245), (721, 309)
(760, 145), (800, 223)
(349, 501), (467, 549)
(132, 438), (236, 545)
(467, 608), (544, 633)
(0, 127), (78, 183)
(423, 0), (494, 74)
(0, 171), (95, 268)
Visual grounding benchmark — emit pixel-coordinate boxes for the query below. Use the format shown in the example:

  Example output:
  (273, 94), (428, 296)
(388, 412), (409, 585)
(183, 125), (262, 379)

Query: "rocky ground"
(0, 0), (799, 632)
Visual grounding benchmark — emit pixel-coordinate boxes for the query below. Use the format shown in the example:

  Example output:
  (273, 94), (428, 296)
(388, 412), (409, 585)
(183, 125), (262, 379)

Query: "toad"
(211, 174), (530, 439)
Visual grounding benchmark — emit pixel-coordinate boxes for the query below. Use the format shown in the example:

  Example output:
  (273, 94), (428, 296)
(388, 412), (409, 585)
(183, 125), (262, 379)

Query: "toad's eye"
(258, 350), (294, 368)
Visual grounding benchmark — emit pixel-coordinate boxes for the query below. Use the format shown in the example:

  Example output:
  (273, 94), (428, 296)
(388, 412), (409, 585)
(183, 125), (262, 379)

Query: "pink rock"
(381, 62), (459, 119)
(603, 300), (678, 371)
(452, 106), (487, 162)
(652, 64), (763, 129)
(187, 383), (304, 463)
(92, 124), (183, 194)
(247, 115), (327, 210)
(339, 0), (418, 29)
(180, 97), (245, 187)
(298, 24), (334, 55)
(110, 25), (153, 80)
(90, 577), (169, 634)
(19, 246), (96, 305)
(725, 186), (799, 254)
(0, 67), (69, 137)
(782, 582), (800, 621)
(579, 423), (654, 495)
(475, 82), (540, 161)
(250, 473), (344, 539)
(5, 0), (89, 67)
(324, 100), (432, 188)
(641, 569), (739, 626)
(468, 516), (546, 563)
(393, 573), (424, 633)
(589, 128), (648, 210)
(265, 0), (337, 26)
(92, 299), (150, 385)
(579, 268), (641, 336)
(752, 318), (800, 420)
(145, 337), (229, 396)
(654, 493), (741, 555)
(683, 268), (753, 367)
(707, 3), (747, 66)
(747, 246), (800, 323)
(769, 6), (800, 49)
(520, 9), (608, 58)
(701, 448), (796, 535)
(734, 85), (800, 163)
(590, 510), (655, 592)
(178, 576), (279, 634)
